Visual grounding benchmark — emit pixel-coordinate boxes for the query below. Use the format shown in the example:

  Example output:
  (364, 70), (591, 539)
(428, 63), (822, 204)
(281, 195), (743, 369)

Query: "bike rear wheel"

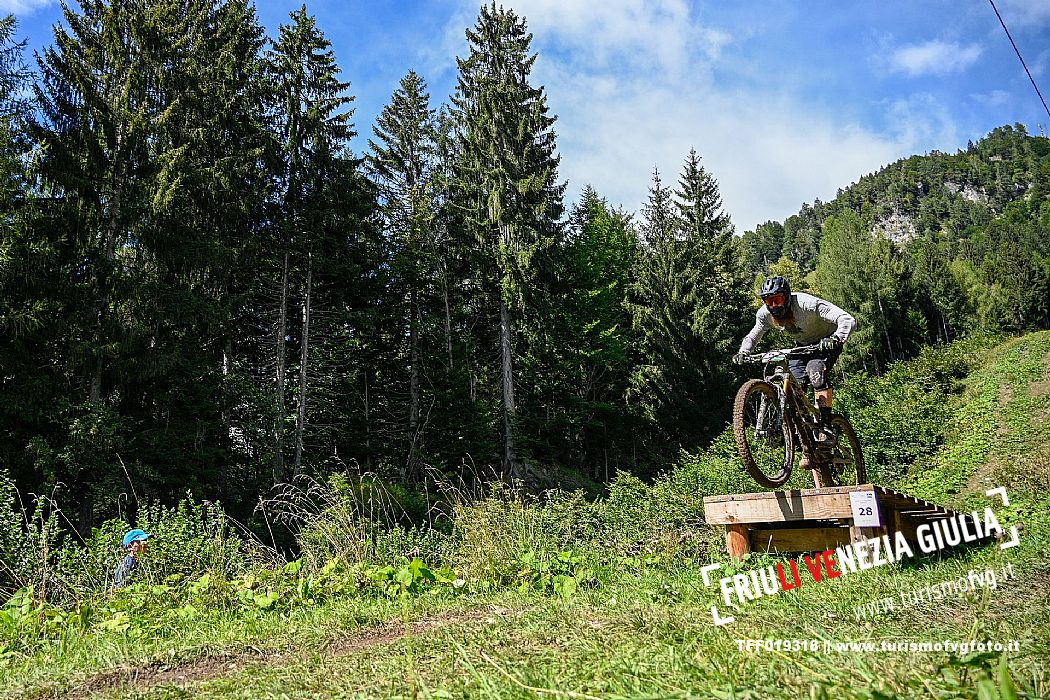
(825, 414), (866, 486)
(733, 379), (794, 488)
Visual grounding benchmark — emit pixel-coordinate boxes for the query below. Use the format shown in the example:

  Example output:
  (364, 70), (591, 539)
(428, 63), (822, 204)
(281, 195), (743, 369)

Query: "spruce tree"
(0, 15), (49, 496)
(545, 186), (637, 477)
(31, 0), (274, 521)
(367, 70), (439, 481)
(815, 211), (911, 372)
(676, 149), (731, 238)
(32, 0), (196, 527)
(628, 168), (695, 457)
(264, 5), (358, 481)
(673, 149), (751, 380)
(450, 3), (564, 480)
(629, 152), (748, 461)
(140, 0), (273, 504)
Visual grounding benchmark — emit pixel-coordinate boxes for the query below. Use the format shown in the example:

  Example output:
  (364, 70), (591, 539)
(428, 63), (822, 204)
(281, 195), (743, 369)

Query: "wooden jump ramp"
(704, 484), (978, 557)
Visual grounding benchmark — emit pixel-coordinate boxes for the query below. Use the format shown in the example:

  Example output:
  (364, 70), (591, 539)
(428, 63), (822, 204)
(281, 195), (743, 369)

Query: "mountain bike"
(732, 343), (866, 489)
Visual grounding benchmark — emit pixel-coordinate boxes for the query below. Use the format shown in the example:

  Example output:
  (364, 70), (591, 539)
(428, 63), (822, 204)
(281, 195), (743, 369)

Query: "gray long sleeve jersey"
(739, 292), (857, 355)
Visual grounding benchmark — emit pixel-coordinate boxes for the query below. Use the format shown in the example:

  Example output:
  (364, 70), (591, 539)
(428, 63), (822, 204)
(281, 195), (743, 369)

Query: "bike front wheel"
(733, 379), (794, 488)
(825, 414), (866, 486)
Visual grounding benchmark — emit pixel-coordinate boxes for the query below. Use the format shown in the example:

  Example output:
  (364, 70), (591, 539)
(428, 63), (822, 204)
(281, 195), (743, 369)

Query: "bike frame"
(751, 344), (825, 460)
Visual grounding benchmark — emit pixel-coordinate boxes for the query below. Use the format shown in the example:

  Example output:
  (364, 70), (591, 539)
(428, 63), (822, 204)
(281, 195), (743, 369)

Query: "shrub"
(0, 472), (62, 597)
(450, 486), (538, 584)
(836, 334), (998, 483)
(1, 474), (253, 604)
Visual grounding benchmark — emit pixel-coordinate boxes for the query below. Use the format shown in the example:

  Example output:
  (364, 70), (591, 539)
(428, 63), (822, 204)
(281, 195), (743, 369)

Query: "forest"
(0, 0), (1048, 538)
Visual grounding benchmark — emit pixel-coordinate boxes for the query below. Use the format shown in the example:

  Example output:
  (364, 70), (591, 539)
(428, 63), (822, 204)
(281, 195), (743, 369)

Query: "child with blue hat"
(113, 528), (152, 589)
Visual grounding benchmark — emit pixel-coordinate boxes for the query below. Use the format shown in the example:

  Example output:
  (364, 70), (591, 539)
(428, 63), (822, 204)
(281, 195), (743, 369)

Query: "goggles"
(762, 293), (787, 308)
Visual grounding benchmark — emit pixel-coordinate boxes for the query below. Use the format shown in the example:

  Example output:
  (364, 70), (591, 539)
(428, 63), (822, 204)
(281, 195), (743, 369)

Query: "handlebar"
(741, 343), (823, 364)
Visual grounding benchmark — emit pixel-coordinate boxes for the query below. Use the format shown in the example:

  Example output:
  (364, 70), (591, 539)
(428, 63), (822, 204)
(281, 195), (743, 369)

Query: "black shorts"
(788, 345), (842, 390)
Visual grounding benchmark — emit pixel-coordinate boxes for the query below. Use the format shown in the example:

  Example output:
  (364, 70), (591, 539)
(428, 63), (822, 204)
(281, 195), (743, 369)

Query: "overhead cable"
(988, 0), (1050, 121)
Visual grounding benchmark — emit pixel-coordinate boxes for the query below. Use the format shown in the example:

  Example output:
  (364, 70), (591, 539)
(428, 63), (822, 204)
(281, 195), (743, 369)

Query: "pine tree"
(265, 5), (358, 481)
(32, 0), (191, 527)
(815, 211), (911, 372)
(910, 239), (966, 343)
(640, 168), (676, 245)
(0, 15), (50, 496)
(628, 152), (748, 461)
(31, 0), (275, 521)
(548, 186), (638, 477)
(139, 0), (273, 504)
(676, 149), (731, 238)
(629, 167), (697, 457)
(367, 70), (439, 481)
(739, 220), (785, 274)
(673, 149), (751, 379)
(450, 3), (564, 480)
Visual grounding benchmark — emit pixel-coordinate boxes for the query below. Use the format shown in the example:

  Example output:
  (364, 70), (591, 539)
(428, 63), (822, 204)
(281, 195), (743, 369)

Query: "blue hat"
(122, 529), (152, 548)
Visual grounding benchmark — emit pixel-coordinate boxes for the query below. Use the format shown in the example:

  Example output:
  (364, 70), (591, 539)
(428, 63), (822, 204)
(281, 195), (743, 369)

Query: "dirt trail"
(31, 606), (514, 700)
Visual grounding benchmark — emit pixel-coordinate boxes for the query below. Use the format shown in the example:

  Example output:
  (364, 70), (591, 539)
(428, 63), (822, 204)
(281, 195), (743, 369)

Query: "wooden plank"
(704, 489), (859, 524)
(726, 524), (750, 559)
(877, 491), (950, 513)
(897, 510), (951, 520)
(704, 484), (875, 503)
(705, 485), (969, 531)
(894, 515), (922, 544)
(749, 526), (852, 553)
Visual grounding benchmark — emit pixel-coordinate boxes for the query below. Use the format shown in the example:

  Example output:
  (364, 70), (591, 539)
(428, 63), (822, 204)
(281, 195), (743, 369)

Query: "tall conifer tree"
(0, 15), (47, 496)
(629, 153), (747, 459)
(31, 0), (274, 520)
(265, 6), (357, 481)
(450, 3), (564, 480)
(535, 186), (637, 476)
(367, 70), (438, 481)
(673, 149), (751, 380)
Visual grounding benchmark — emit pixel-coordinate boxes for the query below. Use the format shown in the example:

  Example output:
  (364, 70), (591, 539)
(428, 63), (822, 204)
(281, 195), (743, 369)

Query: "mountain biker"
(732, 275), (857, 465)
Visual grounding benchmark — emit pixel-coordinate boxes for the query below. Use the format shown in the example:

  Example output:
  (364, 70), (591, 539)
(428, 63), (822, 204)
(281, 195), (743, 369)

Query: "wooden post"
(850, 525), (884, 543)
(810, 469), (825, 489)
(726, 524), (750, 559)
(891, 508), (904, 539)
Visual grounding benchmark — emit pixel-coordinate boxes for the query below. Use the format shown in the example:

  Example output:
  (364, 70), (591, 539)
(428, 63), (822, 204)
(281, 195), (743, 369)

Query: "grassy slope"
(7, 334), (1050, 700)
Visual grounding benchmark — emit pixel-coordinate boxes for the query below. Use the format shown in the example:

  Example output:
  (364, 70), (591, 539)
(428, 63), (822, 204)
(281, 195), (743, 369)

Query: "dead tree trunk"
(876, 293), (893, 361)
(405, 289), (422, 481)
(440, 256), (453, 369)
(273, 250), (289, 483)
(293, 251), (312, 476)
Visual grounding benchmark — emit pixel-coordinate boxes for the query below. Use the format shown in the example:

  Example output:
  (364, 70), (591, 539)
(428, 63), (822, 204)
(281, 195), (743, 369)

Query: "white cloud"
(970, 89), (1012, 107)
(996, 0), (1050, 27)
(418, 4), (475, 80)
(882, 94), (960, 151)
(888, 40), (983, 77)
(440, 1), (952, 232)
(0, 0), (54, 14)
(464, 0), (730, 80)
(1033, 48), (1050, 79)
(545, 67), (907, 232)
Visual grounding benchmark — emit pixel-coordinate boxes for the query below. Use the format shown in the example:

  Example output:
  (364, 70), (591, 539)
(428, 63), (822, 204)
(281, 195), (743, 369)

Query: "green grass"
(4, 333), (1050, 699)
(99, 545), (1048, 699)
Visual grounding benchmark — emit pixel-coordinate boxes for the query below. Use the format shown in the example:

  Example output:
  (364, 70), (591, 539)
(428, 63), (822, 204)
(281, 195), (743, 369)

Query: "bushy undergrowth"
(0, 482), (254, 604)
(836, 334), (1000, 484)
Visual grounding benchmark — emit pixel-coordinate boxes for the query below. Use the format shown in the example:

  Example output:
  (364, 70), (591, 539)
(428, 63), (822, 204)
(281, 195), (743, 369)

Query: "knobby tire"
(827, 414), (866, 485)
(733, 379), (794, 488)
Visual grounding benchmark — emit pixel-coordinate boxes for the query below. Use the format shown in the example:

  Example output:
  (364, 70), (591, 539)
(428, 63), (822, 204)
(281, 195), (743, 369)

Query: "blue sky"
(4, 0), (1050, 232)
